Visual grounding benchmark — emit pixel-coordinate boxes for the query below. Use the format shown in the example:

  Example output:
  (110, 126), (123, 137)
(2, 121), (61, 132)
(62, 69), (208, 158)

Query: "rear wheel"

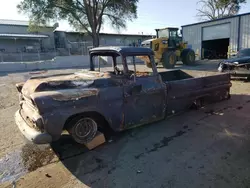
(181, 49), (195, 65)
(145, 61), (152, 68)
(66, 116), (98, 144)
(162, 51), (177, 69)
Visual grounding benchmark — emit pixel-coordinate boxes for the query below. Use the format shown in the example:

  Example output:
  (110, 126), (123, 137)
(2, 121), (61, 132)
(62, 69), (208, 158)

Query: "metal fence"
(0, 42), (132, 62)
(0, 51), (58, 62)
(0, 47), (93, 62)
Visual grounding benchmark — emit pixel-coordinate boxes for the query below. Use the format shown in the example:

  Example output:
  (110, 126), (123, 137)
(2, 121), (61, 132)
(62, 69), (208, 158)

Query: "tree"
(196, 0), (246, 21)
(27, 22), (59, 33)
(17, 0), (138, 47)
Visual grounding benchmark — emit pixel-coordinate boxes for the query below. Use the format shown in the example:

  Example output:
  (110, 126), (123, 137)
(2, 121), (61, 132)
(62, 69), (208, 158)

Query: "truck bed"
(159, 69), (226, 82)
(159, 70), (231, 116)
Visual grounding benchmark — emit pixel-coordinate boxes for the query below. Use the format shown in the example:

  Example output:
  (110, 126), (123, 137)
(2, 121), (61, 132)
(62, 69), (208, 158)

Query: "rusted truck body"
(15, 46), (231, 144)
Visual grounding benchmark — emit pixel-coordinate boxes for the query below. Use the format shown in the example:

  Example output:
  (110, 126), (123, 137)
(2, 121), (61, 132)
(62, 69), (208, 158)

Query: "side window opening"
(91, 54), (125, 75)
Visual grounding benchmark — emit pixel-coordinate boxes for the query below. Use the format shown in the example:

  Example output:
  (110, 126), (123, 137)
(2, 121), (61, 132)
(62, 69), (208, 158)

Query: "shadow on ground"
(50, 94), (250, 188)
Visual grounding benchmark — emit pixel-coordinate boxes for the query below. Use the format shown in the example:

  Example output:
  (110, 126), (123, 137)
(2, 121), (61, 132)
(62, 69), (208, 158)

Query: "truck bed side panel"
(166, 73), (231, 115)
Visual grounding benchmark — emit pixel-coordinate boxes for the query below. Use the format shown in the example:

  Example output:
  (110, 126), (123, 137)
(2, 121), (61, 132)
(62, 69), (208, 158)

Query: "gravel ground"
(1, 60), (250, 188)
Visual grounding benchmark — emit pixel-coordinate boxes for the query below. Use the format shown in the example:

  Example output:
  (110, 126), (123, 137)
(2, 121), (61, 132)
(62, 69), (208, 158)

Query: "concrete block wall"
(0, 55), (144, 72)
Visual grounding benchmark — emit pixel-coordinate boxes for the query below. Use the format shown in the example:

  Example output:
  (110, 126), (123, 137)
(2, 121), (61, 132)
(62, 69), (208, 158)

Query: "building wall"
(239, 14), (250, 49)
(182, 17), (240, 59)
(99, 35), (149, 46)
(55, 31), (153, 55)
(0, 38), (40, 52)
(0, 25), (28, 34)
(0, 24), (55, 52)
(61, 32), (152, 47)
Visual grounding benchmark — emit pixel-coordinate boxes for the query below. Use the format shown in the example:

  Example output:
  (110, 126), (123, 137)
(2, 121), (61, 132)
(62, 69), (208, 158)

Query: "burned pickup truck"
(15, 46), (232, 145)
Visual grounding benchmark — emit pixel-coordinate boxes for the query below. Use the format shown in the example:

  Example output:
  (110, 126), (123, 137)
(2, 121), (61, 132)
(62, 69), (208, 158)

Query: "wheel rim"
(75, 117), (98, 142)
(170, 55), (175, 65)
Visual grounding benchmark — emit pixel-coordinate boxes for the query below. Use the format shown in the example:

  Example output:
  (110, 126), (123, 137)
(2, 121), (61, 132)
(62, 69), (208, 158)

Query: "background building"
(54, 31), (154, 55)
(0, 18), (154, 61)
(0, 19), (56, 62)
(0, 19), (55, 53)
(182, 13), (250, 60)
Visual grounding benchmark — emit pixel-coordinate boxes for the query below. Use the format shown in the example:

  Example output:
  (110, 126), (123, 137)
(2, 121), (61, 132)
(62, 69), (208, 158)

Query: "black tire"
(181, 49), (196, 65)
(66, 115), (98, 144)
(162, 51), (177, 69)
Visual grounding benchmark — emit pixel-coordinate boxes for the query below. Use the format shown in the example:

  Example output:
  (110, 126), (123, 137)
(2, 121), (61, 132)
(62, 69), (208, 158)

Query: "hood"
(21, 71), (108, 96)
(223, 56), (250, 64)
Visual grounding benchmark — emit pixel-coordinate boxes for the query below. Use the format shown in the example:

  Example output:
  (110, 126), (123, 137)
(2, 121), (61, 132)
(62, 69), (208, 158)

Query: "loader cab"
(155, 27), (181, 49)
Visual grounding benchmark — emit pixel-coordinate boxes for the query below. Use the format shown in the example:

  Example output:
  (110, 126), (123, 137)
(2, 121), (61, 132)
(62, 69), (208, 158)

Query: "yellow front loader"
(141, 27), (196, 69)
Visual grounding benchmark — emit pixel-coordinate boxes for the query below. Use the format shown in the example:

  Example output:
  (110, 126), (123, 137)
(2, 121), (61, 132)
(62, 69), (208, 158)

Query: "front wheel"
(67, 116), (98, 144)
(162, 51), (177, 69)
(181, 49), (196, 65)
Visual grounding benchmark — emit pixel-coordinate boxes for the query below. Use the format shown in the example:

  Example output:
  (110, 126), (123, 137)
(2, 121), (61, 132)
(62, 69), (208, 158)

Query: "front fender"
(30, 90), (100, 137)
(30, 88), (99, 113)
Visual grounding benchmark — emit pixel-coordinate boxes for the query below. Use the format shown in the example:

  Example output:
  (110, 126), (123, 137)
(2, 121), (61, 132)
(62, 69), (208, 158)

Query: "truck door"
(123, 74), (166, 129)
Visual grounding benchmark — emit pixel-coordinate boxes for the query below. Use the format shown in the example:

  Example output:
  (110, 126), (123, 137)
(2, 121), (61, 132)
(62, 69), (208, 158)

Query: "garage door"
(202, 23), (230, 41)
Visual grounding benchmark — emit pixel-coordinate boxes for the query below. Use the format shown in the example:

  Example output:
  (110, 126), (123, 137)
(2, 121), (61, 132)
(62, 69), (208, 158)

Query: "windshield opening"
(237, 49), (250, 57)
(169, 30), (177, 38)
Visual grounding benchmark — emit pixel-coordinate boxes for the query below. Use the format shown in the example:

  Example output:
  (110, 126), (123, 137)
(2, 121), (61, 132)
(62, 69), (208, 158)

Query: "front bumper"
(15, 110), (52, 144)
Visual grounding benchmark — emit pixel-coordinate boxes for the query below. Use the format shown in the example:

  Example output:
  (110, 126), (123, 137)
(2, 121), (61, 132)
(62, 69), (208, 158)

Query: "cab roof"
(155, 27), (179, 31)
(89, 46), (154, 56)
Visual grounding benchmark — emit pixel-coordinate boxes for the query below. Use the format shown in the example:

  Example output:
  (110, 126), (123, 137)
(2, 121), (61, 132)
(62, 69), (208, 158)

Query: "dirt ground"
(1, 61), (250, 188)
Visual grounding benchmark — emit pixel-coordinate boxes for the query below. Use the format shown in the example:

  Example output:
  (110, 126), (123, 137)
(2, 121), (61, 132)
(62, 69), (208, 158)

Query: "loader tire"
(145, 61), (152, 68)
(162, 51), (177, 69)
(181, 49), (196, 65)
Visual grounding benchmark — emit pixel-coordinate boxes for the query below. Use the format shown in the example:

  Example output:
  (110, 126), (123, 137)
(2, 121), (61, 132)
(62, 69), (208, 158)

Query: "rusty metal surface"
(16, 53), (231, 144)
(165, 70), (231, 116)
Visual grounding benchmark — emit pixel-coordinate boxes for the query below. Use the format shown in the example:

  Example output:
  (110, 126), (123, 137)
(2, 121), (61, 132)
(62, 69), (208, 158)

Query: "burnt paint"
(18, 69), (232, 141)
(123, 74), (166, 129)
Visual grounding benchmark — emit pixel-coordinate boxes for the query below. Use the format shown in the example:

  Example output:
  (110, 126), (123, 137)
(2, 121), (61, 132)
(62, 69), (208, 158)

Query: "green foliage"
(197, 0), (246, 20)
(17, 0), (139, 46)
(27, 21), (58, 33)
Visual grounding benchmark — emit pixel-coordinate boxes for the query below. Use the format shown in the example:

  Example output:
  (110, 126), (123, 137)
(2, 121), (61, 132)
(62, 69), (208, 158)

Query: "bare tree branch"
(196, 0), (246, 20)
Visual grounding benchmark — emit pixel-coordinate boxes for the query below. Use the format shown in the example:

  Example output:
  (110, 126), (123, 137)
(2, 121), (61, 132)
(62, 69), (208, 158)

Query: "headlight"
(234, 61), (239, 64)
(218, 66), (223, 72)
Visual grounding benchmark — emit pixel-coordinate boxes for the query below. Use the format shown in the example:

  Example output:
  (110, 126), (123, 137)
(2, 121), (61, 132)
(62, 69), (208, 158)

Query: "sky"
(0, 0), (249, 35)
